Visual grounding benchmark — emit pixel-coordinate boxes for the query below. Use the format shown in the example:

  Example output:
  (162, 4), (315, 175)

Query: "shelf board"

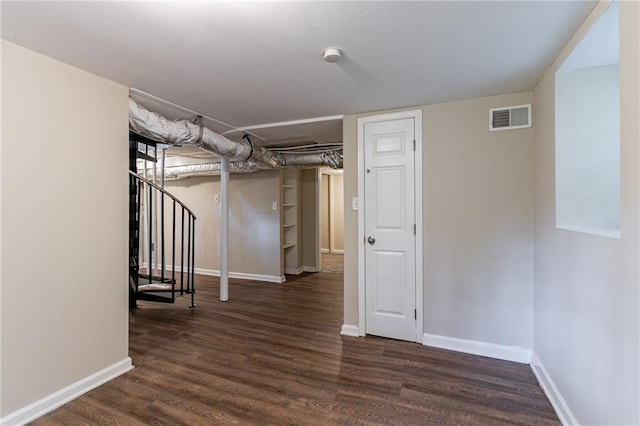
(283, 242), (296, 249)
(282, 203), (295, 207)
(283, 223), (296, 228)
(282, 184), (294, 189)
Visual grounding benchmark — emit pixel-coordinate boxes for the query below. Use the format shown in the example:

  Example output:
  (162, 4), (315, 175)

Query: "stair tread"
(138, 283), (173, 292)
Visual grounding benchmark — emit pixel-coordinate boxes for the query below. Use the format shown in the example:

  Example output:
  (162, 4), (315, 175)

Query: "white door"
(364, 118), (416, 342)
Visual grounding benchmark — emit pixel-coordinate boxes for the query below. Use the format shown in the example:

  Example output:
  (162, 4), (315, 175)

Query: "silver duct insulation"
(156, 152), (341, 181)
(161, 161), (269, 180)
(129, 99), (343, 172)
(281, 151), (342, 169)
(129, 99), (252, 161)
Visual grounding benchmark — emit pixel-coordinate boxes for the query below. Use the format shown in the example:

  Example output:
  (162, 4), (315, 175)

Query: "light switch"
(352, 197), (358, 211)
(214, 195), (220, 203)
(272, 201), (278, 210)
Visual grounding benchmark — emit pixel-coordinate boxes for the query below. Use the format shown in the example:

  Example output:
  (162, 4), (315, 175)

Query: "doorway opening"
(319, 168), (344, 273)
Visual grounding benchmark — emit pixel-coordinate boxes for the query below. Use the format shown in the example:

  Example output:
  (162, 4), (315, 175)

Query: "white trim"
(144, 265), (286, 284)
(329, 249), (344, 254)
(328, 173), (335, 254)
(422, 333), (531, 364)
(314, 168), (321, 272)
(284, 266), (304, 275)
(357, 112), (366, 337)
(414, 111), (424, 343)
(303, 265), (320, 273)
(0, 358), (133, 426)
(193, 267), (285, 284)
(530, 352), (579, 426)
(340, 324), (360, 337)
(320, 167), (344, 176)
(223, 114), (344, 135)
(357, 109), (424, 342)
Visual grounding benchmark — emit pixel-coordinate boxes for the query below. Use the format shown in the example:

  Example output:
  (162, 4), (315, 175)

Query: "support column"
(220, 158), (230, 301)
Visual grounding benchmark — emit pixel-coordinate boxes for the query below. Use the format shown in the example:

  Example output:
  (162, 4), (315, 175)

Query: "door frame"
(357, 110), (423, 343)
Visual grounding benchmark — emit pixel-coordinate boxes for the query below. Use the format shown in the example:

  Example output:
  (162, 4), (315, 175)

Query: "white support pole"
(161, 148), (166, 189)
(143, 157), (149, 271)
(220, 158), (230, 301)
(152, 146), (158, 274)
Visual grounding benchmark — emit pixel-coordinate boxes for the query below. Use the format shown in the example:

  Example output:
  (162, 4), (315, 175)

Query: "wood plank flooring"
(32, 273), (559, 425)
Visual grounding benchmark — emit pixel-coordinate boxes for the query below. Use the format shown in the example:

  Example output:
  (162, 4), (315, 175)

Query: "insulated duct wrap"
(129, 98), (343, 174)
(129, 99), (252, 161)
(160, 161), (270, 180)
(281, 151), (342, 169)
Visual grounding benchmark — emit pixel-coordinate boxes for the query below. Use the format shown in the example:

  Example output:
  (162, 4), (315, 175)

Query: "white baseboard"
(303, 265), (320, 273)
(340, 324), (360, 337)
(530, 351), (578, 426)
(0, 357), (133, 426)
(139, 264), (285, 284)
(194, 267), (286, 284)
(284, 266), (304, 275)
(422, 333), (531, 364)
(330, 249), (344, 254)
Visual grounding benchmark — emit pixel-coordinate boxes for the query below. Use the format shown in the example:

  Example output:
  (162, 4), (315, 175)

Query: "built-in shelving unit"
(281, 169), (302, 275)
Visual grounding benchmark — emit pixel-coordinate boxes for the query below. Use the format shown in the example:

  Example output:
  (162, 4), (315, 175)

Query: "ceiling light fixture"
(322, 47), (343, 63)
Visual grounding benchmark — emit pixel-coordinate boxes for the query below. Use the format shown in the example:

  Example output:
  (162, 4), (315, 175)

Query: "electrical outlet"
(352, 197), (358, 211)
(215, 195), (219, 203)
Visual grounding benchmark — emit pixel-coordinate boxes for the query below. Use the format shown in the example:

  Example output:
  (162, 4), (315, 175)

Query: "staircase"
(129, 132), (197, 308)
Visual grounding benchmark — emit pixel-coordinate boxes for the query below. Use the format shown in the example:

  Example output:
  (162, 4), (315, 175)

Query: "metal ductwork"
(160, 161), (269, 180)
(129, 99), (342, 173)
(129, 99), (252, 161)
(153, 151), (342, 181)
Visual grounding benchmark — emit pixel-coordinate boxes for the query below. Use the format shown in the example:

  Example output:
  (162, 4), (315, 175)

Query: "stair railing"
(129, 170), (197, 307)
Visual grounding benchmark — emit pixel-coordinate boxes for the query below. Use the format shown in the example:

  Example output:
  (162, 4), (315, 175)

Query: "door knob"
(367, 236), (376, 245)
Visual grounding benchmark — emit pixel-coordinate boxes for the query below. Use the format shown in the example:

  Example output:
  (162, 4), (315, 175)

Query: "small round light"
(322, 47), (343, 63)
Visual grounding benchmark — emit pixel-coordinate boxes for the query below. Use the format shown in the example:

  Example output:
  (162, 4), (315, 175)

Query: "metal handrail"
(129, 170), (196, 307)
(128, 171), (197, 219)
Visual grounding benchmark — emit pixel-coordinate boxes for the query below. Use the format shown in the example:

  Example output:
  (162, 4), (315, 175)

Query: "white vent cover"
(489, 104), (531, 131)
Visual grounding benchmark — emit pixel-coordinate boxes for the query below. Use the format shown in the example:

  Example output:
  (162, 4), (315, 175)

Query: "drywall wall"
(343, 91), (535, 349)
(301, 168), (319, 270)
(422, 92), (535, 346)
(343, 116), (359, 327)
(555, 64), (620, 236)
(164, 171), (281, 280)
(320, 172), (345, 253)
(1, 41), (129, 417)
(533, 1), (640, 424)
(320, 174), (330, 251)
(330, 174), (345, 252)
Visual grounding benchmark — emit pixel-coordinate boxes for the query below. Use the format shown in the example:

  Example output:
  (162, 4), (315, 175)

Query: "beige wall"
(300, 168), (319, 270)
(343, 91), (535, 347)
(330, 174), (344, 252)
(343, 116), (359, 325)
(320, 171), (344, 253)
(320, 174), (330, 251)
(165, 171), (282, 280)
(1, 42), (129, 416)
(533, 1), (639, 424)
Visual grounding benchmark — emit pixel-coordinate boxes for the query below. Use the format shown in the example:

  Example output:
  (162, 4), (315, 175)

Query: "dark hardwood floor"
(33, 273), (559, 425)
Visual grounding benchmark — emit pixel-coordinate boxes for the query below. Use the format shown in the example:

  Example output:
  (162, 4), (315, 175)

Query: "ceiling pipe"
(129, 98), (252, 161)
(129, 99), (342, 173)
(147, 151), (342, 181)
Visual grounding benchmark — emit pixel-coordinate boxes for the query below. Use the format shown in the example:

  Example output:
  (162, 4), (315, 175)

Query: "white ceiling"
(2, 1), (596, 145)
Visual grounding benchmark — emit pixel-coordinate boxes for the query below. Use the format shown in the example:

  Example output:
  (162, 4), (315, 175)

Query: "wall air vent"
(489, 104), (532, 131)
